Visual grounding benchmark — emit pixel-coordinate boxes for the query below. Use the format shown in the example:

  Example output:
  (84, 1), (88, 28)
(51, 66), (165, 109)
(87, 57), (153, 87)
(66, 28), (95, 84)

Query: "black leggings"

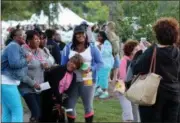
(139, 94), (180, 122)
(40, 89), (65, 122)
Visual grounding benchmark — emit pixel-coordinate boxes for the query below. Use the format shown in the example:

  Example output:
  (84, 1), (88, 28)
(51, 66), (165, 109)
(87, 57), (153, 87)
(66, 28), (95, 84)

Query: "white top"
(43, 47), (55, 67)
(2, 75), (20, 85)
(69, 46), (92, 67)
(69, 46), (92, 82)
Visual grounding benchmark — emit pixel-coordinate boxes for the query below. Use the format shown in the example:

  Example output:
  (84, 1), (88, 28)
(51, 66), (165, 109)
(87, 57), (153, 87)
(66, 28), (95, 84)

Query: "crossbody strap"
(149, 46), (157, 73)
(177, 48), (180, 81)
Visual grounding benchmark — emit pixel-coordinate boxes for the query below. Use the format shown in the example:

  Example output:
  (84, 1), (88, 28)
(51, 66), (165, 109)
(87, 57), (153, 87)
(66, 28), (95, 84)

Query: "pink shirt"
(118, 56), (131, 81)
(59, 72), (73, 94)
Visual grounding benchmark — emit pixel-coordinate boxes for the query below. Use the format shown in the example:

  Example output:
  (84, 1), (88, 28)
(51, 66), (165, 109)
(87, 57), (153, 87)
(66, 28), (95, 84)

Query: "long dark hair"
(98, 31), (108, 44)
(71, 32), (89, 50)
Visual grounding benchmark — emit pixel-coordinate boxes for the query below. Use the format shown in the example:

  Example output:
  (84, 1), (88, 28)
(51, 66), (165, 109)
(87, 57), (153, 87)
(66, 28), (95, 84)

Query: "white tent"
(53, 3), (94, 26)
(29, 10), (48, 25)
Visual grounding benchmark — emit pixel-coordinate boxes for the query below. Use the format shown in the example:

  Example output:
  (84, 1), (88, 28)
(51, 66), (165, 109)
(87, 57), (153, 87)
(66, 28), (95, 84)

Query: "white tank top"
(69, 47), (92, 82)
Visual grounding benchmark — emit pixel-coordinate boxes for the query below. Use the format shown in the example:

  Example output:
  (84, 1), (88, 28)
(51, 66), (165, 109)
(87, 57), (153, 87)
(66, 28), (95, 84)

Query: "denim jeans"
(66, 82), (95, 118)
(131, 103), (141, 122)
(117, 93), (133, 121)
(23, 93), (41, 121)
(1, 84), (23, 122)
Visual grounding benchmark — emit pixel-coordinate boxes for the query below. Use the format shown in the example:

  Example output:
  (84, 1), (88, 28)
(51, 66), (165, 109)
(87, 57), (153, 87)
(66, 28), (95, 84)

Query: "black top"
(133, 45), (180, 102)
(45, 65), (76, 104)
(46, 40), (61, 64)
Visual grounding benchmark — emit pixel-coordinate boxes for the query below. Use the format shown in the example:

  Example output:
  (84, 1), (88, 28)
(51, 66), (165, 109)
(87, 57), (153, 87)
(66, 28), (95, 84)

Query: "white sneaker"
(94, 87), (103, 97)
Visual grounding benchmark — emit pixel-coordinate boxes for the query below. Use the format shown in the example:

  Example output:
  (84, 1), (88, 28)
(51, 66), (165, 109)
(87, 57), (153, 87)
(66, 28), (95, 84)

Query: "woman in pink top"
(117, 40), (140, 122)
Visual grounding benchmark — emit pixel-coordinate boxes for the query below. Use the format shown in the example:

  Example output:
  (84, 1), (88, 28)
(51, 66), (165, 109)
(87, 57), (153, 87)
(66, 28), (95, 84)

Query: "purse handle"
(149, 46), (157, 73)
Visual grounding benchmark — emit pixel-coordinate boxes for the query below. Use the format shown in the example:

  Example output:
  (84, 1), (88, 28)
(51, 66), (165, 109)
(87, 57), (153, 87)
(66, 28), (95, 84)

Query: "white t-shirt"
(2, 75), (20, 85)
(69, 47), (92, 82)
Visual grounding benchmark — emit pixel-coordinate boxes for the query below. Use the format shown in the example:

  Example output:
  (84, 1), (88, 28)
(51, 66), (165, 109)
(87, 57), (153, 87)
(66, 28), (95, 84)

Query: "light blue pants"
(117, 93), (141, 121)
(96, 67), (111, 89)
(1, 84), (23, 122)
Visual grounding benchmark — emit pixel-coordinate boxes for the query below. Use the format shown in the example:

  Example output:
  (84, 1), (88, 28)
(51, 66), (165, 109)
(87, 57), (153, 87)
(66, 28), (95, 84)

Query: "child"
(40, 54), (83, 122)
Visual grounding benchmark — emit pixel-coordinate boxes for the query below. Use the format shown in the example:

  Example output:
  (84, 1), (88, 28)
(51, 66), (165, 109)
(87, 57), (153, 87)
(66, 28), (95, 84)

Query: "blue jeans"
(66, 82), (95, 118)
(113, 54), (120, 68)
(1, 84), (23, 122)
(23, 93), (41, 121)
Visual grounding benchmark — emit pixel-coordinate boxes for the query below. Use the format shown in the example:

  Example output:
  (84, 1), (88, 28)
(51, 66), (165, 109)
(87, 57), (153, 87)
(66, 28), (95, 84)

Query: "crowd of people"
(1, 17), (180, 123)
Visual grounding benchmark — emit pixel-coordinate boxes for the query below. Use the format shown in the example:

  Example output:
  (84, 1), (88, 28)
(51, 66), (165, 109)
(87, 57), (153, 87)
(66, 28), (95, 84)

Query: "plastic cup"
(80, 63), (89, 71)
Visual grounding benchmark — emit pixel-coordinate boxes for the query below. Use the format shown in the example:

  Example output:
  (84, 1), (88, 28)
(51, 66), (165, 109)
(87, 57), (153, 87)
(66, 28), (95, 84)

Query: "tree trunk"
(48, 12), (50, 28)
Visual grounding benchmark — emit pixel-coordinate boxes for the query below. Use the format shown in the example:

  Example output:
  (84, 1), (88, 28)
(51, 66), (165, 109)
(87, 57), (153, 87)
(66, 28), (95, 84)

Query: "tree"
(2, 1), (33, 20)
(83, 1), (109, 23)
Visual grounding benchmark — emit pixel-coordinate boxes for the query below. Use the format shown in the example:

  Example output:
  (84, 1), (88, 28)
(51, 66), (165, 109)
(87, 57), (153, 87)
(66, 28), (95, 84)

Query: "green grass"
(23, 98), (122, 122)
(73, 98), (122, 122)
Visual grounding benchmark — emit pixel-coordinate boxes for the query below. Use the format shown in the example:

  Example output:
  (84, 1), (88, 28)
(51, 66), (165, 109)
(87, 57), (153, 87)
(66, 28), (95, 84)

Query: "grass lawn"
(76, 98), (122, 122)
(23, 98), (122, 122)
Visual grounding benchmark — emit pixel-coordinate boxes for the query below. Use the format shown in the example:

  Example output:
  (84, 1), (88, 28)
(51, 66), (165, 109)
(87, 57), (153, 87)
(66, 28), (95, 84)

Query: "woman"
(61, 25), (103, 123)
(95, 31), (114, 99)
(118, 40), (140, 122)
(45, 29), (61, 64)
(1, 29), (32, 122)
(42, 54), (83, 122)
(39, 32), (57, 122)
(18, 30), (48, 122)
(133, 17), (180, 122)
(106, 21), (120, 82)
(39, 32), (55, 67)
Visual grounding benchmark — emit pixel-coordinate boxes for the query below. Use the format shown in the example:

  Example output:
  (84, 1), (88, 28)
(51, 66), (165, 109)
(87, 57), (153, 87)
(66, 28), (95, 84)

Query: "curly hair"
(123, 40), (139, 56)
(153, 17), (179, 45)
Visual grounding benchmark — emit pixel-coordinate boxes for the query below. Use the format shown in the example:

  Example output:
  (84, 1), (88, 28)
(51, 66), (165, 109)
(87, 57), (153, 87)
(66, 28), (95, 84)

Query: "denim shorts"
(113, 55), (120, 68)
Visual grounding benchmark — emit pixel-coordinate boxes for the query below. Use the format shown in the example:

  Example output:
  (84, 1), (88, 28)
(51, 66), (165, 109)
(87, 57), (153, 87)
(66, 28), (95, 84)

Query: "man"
(45, 29), (61, 64)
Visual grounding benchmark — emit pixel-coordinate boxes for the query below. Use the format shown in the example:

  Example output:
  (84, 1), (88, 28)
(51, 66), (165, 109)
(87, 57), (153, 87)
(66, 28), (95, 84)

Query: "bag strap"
(177, 48), (180, 81)
(149, 46), (157, 73)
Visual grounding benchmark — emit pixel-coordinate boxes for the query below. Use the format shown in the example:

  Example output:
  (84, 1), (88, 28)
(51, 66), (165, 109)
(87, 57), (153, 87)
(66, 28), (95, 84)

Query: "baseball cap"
(80, 21), (88, 26)
(74, 25), (86, 34)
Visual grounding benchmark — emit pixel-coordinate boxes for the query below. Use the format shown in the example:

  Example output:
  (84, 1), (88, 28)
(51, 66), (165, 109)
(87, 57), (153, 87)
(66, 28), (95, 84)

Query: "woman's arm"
(91, 46), (104, 72)
(133, 46), (154, 75)
(21, 75), (36, 87)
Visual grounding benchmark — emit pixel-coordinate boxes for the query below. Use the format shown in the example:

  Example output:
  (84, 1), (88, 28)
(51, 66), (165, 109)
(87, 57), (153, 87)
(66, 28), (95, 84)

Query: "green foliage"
(110, 1), (179, 42)
(2, 1), (33, 20)
(1, 0), (179, 42)
(83, 1), (109, 23)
